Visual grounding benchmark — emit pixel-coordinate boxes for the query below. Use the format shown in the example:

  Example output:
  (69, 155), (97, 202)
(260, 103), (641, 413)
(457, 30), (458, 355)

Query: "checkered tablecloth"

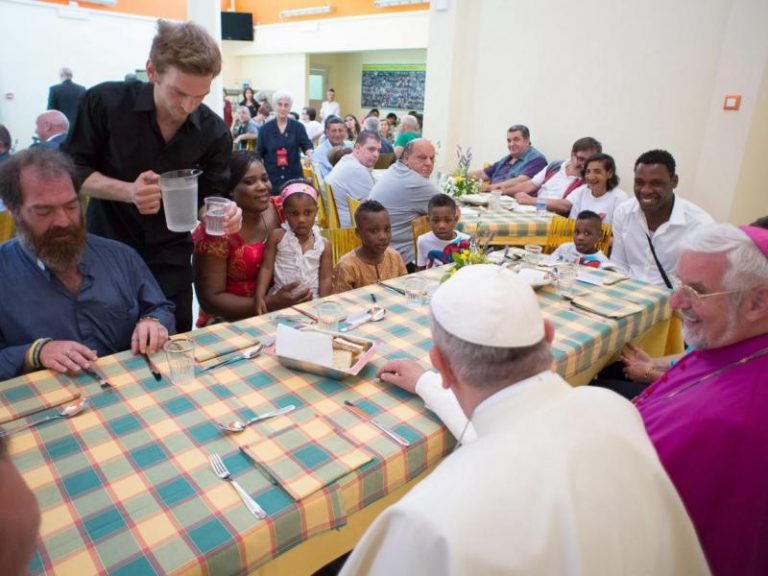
(456, 209), (552, 245)
(4, 265), (671, 575)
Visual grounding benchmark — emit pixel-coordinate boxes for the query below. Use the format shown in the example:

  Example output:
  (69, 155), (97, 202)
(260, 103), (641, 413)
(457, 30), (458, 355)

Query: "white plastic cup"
(159, 169), (202, 233)
(488, 189), (502, 212)
(164, 338), (195, 385)
(317, 301), (343, 331)
(404, 277), (427, 309)
(203, 196), (230, 236)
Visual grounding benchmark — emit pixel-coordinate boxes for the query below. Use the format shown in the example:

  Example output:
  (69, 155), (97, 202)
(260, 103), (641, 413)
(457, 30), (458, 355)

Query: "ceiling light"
(374, 0), (429, 7)
(280, 5), (332, 18)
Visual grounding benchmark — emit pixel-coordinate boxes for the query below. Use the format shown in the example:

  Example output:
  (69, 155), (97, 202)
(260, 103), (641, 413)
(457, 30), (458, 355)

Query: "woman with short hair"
(256, 90), (313, 194)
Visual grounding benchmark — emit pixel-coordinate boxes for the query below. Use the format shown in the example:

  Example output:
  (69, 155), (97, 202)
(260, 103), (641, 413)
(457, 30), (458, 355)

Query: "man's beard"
(15, 213), (87, 272)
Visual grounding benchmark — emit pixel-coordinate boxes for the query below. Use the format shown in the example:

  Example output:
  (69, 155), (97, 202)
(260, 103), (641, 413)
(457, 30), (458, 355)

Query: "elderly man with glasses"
(633, 222), (768, 576)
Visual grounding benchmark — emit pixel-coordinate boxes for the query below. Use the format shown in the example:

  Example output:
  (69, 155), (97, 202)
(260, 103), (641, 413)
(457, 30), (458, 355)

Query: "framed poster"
(361, 64), (426, 110)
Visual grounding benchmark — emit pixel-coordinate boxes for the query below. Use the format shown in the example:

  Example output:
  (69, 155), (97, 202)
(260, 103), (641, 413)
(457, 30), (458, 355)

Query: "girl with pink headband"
(255, 179), (332, 312)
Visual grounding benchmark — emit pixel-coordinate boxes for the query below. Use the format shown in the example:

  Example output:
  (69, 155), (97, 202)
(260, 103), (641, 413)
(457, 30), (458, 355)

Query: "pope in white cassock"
(339, 265), (709, 576)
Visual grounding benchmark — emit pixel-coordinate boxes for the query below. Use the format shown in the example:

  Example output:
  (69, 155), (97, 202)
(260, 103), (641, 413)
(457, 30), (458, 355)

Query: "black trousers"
(167, 285), (193, 334)
(589, 361), (648, 401)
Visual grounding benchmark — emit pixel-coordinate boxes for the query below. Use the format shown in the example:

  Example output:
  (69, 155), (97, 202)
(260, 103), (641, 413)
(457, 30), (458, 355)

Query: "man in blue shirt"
(0, 149), (175, 381)
(313, 115), (352, 178)
(470, 124), (547, 192)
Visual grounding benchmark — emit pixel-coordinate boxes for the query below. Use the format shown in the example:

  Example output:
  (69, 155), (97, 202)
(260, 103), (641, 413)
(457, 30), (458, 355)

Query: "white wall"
(423, 0), (768, 222)
(0, 0), (157, 150)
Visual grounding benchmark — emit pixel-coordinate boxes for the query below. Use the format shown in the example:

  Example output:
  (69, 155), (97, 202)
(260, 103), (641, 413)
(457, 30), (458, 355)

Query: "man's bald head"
(402, 139), (435, 179)
(35, 111), (69, 142)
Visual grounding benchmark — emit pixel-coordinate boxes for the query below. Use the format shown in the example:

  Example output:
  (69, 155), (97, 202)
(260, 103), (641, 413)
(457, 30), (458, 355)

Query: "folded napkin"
(182, 324), (258, 365)
(0, 372), (80, 425)
(570, 295), (645, 318)
(241, 416), (373, 501)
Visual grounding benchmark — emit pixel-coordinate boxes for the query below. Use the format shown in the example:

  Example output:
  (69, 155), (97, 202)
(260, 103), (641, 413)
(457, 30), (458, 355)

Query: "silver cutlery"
(202, 343), (264, 372)
(339, 307), (387, 332)
(0, 397), (90, 437)
(208, 452), (267, 519)
(217, 404), (297, 433)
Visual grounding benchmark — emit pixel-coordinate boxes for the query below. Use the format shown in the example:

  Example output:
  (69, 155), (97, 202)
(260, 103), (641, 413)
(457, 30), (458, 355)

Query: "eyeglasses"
(672, 281), (744, 305)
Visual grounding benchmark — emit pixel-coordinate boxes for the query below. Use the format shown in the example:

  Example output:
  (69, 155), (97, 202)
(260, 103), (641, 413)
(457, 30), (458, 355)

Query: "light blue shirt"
(313, 138), (352, 178)
(0, 235), (175, 380)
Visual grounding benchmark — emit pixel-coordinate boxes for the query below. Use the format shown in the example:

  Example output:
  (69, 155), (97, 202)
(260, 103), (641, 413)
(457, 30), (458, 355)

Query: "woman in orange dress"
(192, 151), (312, 327)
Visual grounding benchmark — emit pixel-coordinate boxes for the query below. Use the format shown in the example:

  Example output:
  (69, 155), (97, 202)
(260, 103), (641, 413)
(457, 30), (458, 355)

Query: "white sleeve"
(530, 165), (548, 186)
(416, 234), (428, 267)
(415, 371), (477, 443)
(339, 504), (453, 576)
(609, 206), (630, 273)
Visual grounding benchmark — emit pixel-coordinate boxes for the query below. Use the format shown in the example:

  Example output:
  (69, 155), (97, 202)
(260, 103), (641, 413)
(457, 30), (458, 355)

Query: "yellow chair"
(411, 214), (431, 265)
(324, 183), (341, 229)
(597, 223), (613, 257)
(346, 194), (362, 222)
(544, 215), (613, 256)
(321, 227), (361, 266)
(0, 211), (14, 244)
(316, 190), (329, 229)
(544, 215), (576, 254)
(302, 164), (313, 180)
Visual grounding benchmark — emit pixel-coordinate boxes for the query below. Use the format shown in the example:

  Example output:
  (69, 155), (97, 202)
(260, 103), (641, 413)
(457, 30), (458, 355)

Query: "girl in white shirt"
(567, 153), (628, 225)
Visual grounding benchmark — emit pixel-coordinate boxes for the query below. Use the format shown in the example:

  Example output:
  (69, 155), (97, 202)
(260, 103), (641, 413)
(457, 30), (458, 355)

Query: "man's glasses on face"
(671, 279), (744, 305)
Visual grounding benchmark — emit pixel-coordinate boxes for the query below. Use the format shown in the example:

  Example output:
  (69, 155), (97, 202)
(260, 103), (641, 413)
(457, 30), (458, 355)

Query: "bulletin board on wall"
(361, 64), (426, 111)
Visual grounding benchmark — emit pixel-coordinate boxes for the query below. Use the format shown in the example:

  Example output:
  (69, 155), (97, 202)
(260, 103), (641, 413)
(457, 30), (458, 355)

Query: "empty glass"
(164, 338), (196, 385)
(316, 301), (343, 331)
(404, 277), (427, 309)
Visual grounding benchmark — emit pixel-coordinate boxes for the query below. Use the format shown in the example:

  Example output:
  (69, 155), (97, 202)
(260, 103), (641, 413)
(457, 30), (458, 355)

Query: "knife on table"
(343, 400), (410, 447)
(83, 366), (112, 389)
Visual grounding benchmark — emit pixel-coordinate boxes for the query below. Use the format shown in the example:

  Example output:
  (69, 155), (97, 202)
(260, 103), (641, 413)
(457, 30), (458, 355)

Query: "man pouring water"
(63, 20), (240, 332)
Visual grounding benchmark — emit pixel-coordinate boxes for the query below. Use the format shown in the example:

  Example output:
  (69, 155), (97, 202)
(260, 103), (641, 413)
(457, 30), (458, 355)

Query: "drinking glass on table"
(524, 244), (543, 265)
(556, 253), (581, 299)
(164, 338), (196, 385)
(488, 189), (502, 212)
(317, 301), (343, 331)
(404, 277), (427, 309)
(203, 197), (231, 236)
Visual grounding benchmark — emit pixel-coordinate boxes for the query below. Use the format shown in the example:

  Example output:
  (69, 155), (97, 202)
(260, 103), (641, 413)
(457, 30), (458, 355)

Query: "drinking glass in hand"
(204, 197), (231, 236)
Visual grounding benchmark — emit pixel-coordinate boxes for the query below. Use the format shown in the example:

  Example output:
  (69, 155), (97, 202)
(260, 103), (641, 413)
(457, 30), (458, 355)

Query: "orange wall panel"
(228, 0), (428, 25)
(40, 0), (425, 26)
(39, 0), (186, 20)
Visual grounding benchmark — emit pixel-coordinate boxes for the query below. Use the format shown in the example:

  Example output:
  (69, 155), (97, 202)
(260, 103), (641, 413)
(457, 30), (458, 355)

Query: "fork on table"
(208, 452), (267, 519)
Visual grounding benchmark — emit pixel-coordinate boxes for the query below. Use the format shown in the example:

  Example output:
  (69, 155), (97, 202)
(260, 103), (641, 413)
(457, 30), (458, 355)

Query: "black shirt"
(63, 81), (232, 295)
(256, 118), (312, 194)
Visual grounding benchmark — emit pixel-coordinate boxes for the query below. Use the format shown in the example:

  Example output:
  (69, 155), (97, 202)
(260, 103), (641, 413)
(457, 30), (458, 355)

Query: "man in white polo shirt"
(611, 149), (713, 287)
(325, 130), (381, 227)
(511, 136), (602, 214)
(340, 265), (708, 575)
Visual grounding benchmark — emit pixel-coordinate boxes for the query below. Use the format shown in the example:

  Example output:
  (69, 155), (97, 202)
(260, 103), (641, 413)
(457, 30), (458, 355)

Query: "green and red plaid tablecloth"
(3, 266), (671, 575)
(457, 209), (552, 245)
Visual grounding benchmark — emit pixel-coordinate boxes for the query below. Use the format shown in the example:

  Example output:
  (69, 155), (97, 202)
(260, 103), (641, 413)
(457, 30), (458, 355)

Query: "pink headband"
(739, 225), (768, 259)
(280, 182), (317, 203)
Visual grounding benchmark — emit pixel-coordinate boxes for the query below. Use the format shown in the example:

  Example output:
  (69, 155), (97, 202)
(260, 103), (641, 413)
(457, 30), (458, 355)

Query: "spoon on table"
(0, 397), (90, 437)
(217, 404), (297, 433)
(202, 343), (264, 372)
(339, 306), (387, 332)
